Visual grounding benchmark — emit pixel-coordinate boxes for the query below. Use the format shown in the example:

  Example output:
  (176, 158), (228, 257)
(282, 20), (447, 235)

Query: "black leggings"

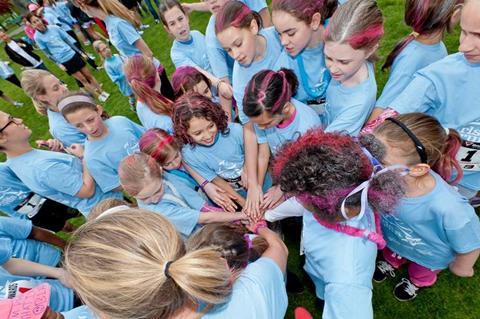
(4, 74), (21, 88)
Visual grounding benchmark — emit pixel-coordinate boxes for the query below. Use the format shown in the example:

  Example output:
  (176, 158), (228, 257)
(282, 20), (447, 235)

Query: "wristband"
(252, 220), (267, 234)
(199, 180), (209, 189)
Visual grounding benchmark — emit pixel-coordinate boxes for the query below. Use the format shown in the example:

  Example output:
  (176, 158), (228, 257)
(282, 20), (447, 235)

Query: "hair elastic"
(385, 117), (428, 164)
(410, 31), (420, 38)
(163, 261), (174, 279)
(57, 95), (96, 112)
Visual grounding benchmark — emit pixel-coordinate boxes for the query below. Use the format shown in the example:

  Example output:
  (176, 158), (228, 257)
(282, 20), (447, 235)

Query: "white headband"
(57, 95), (96, 112)
(97, 205), (131, 219)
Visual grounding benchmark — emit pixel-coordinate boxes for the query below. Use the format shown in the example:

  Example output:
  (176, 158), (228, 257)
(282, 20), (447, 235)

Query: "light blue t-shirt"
(104, 54), (133, 97)
(0, 268), (73, 312)
(376, 40), (447, 107)
(135, 101), (173, 134)
(34, 25), (76, 64)
(302, 208), (377, 319)
(84, 116), (145, 192)
(233, 27), (283, 124)
(182, 123), (244, 182)
(171, 30), (212, 73)
(323, 62), (377, 136)
(0, 61), (14, 79)
(0, 217), (61, 267)
(62, 305), (97, 319)
(47, 109), (86, 147)
(104, 15), (142, 57)
(164, 171), (205, 210)
(382, 172), (480, 270)
(389, 53), (480, 191)
(43, 5), (73, 32)
(138, 181), (200, 237)
(275, 44), (331, 103)
(0, 164), (31, 219)
(7, 149), (122, 216)
(205, 0), (267, 81)
(254, 99), (320, 155)
(204, 257), (287, 319)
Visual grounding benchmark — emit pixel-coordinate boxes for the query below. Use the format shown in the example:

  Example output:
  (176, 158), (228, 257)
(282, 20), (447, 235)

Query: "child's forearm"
(212, 177), (246, 207)
(3, 258), (63, 279)
(257, 143), (270, 187)
(243, 122), (260, 188)
(198, 211), (246, 224)
(450, 249), (480, 277)
(30, 226), (67, 250)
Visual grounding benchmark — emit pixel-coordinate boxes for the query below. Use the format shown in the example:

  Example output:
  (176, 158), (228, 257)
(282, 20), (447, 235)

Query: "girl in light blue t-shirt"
(371, 113), (480, 301)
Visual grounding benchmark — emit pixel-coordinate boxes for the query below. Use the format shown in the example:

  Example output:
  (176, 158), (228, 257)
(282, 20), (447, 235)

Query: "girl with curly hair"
(174, 93), (271, 209)
(369, 113), (480, 301)
(265, 128), (405, 318)
(118, 153), (247, 237)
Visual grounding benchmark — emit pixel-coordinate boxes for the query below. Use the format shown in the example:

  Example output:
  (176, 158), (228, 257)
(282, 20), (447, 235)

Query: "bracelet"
(199, 180), (209, 190)
(253, 220), (267, 234)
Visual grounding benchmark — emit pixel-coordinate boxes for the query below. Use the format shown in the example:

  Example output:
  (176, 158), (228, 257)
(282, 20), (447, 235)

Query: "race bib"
(3, 280), (37, 299)
(457, 141), (480, 171)
(14, 193), (47, 218)
(306, 99), (326, 115)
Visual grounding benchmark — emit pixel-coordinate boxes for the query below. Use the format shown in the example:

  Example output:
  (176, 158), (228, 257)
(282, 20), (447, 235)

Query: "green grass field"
(1, 0), (479, 318)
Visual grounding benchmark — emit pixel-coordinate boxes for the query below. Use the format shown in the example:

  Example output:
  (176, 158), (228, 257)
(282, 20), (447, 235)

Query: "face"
(65, 107), (106, 139)
(37, 75), (68, 109)
(163, 6), (190, 41)
(249, 111), (284, 129)
(192, 80), (212, 99)
(217, 22), (259, 66)
(0, 31), (8, 42)
(204, 0), (229, 15)
(30, 15), (46, 32)
(272, 10), (319, 57)
(163, 150), (182, 170)
(324, 41), (370, 83)
(459, 0), (480, 63)
(136, 176), (164, 204)
(187, 117), (218, 146)
(0, 112), (31, 145)
(95, 42), (112, 58)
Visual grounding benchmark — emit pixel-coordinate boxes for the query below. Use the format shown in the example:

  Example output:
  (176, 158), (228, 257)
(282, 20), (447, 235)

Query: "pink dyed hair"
(124, 55), (174, 116)
(215, 0), (263, 34)
(324, 0), (384, 58)
(171, 66), (212, 99)
(139, 128), (179, 166)
(271, 0), (338, 24)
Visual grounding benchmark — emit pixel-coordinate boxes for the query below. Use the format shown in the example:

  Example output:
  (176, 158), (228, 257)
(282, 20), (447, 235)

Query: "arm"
(449, 249), (480, 277)
(75, 160), (96, 198)
(257, 226), (288, 273)
(212, 176), (246, 207)
(134, 38), (153, 59)
(3, 258), (67, 282)
(257, 142), (270, 188)
(198, 211), (247, 224)
(181, 2), (209, 12)
(258, 8), (272, 28)
(243, 122), (262, 214)
(264, 197), (304, 222)
(29, 227), (66, 250)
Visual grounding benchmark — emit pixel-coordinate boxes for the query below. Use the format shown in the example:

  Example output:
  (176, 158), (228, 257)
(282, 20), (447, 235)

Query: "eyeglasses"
(0, 116), (17, 133)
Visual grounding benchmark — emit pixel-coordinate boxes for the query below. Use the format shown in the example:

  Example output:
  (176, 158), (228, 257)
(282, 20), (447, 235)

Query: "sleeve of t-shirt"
(171, 47), (196, 69)
(86, 158), (120, 193)
(444, 206), (480, 254)
(236, 257), (288, 317)
(0, 216), (32, 239)
(323, 283), (373, 319)
(206, 41), (230, 80)
(183, 150), (217, 182)
(325, 102), (371, 136)
(388, 73), (438, 113)
(40, 160), (84, 196)
(118, 20), (141, 46)
(0, 238), (13, 265)
(243, 0), (267, 12)
(150, 202), (200, 237)
(376, 57), (415, 108)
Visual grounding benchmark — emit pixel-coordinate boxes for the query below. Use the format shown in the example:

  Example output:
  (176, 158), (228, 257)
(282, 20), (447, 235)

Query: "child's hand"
(66, 143), (85, 158)
(244, 184), (263, 218)
(261, 185), (284, 210)
(36, 139), (64, 152)
(56, 268), (73, 288)
(218, 81), (233, 99)
(449, 261), (475, 277)
(203, 182), (238, 213)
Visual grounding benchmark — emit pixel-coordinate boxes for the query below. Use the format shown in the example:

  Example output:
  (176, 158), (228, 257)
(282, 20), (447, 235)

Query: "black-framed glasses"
(0, 116), (16, 133)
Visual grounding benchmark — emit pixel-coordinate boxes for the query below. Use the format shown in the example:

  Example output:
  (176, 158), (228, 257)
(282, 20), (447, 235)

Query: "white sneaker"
(140, 24), (150, 30)
(13, 101), (24, 107)
(98, 92), (110, 102)
(87, 53), (96, 60)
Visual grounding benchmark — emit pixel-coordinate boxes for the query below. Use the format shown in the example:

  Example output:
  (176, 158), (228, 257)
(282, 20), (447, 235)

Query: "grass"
(1, 0), (479, 318)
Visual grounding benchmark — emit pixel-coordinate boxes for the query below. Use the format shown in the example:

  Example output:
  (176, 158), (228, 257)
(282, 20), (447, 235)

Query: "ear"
(310, 12), (322, 31)
(96, 105), (104, 115)
(449, 4), (463, 30)
(0, 134), (7, 147)
(365, 43), (380, 59)
(407, 163), (430, 177)
(249, 18), (259, 35)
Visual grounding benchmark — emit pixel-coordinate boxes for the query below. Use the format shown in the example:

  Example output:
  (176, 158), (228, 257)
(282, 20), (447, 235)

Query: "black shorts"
(63, 52), (86, 75)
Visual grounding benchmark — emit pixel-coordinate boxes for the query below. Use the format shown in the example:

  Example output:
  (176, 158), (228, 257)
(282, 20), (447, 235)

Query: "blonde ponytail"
(65, 210), (232, 319)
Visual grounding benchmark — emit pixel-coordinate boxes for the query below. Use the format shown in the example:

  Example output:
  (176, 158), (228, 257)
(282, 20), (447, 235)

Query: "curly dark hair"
(273, 128), (405, 222)
(173, 92), (229, 146)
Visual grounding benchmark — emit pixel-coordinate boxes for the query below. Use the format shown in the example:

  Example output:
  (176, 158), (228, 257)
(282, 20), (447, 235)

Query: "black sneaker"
(373, 260), (396, 283)
(286, 270), (305, 294)
(393, 278), (420, 301)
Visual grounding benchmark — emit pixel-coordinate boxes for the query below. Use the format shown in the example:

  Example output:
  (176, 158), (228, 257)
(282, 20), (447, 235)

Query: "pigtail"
(129, 79), (174, 116)
(433, 128), (463, 184)
(165, 248), (233, 304)
(281, 68), (299, 98)
(323, 0), (339, 22)
(368, 170), (406, 214)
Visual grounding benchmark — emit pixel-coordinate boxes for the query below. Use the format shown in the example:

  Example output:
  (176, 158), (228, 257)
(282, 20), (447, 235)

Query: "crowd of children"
(1, 0), (480, 318)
